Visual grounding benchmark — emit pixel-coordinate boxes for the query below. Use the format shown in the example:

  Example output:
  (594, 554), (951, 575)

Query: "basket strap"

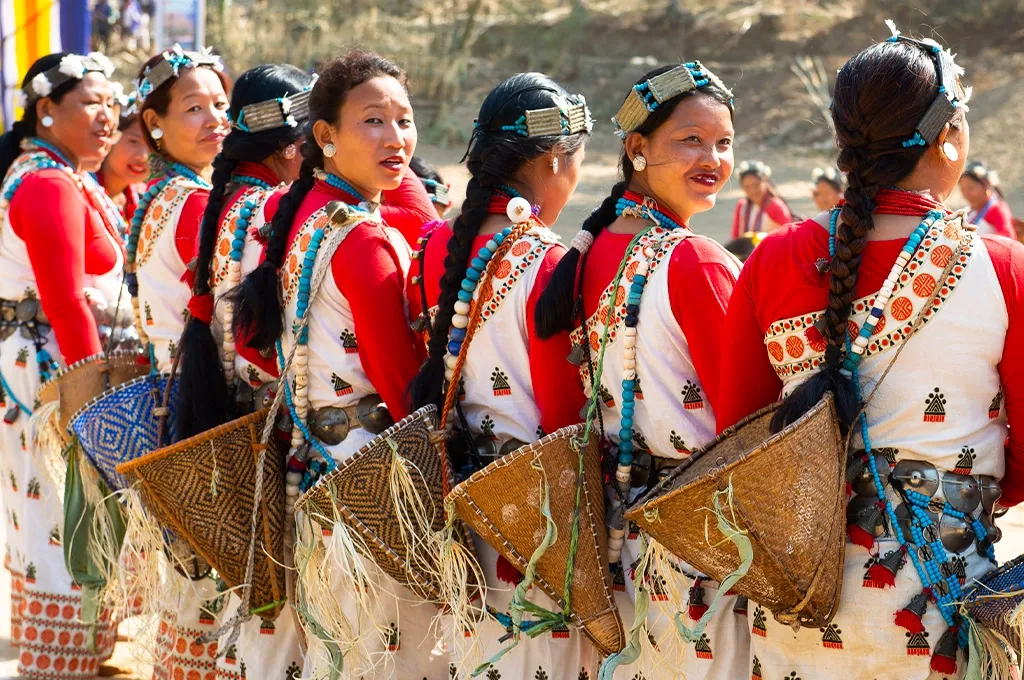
(436, 219), (539, 495)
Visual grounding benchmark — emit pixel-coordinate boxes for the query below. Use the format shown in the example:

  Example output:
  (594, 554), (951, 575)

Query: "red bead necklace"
(872, 188), (946, 217)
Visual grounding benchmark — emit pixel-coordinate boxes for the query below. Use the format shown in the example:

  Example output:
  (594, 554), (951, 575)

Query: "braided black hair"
(175, 64), (314, 440)
(770, 39), (964, 434)
(230, 51), (407, 353)
(408, 73), (590, 411)
(0, 54), (80, 178)
(534, 64), (734, 339)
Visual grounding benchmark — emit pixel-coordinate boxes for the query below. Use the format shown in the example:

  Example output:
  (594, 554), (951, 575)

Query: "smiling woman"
(534, 61), (749, 680)
(230, 50), (442, 679)
(0, 51), (129, 679)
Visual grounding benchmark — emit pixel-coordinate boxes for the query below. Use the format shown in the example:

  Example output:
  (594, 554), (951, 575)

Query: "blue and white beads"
(219, 193), (261, 382)
(314, 168), (364, 202)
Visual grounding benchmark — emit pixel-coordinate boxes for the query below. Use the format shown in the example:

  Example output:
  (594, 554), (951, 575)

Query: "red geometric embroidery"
(693, 633), (712, 659)
(821, 623), (843, 649)
(804, 326), (827, 353)
(785, 336), (804, 358)
(990, 392), (1003, 419)
(767, 341), (784, 362)
(906, 630), (930, 656)
(912, 273), (936, 298)
(954, 446), (975, 474)
(493, 259), (513, 279)
(890, 296), (913, 321)
(931, 244), (953, 268)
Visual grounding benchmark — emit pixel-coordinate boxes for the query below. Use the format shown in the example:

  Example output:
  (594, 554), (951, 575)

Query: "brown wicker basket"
(37, 351), (147, 445)
(116, 408), (287, 619)
(626, 393), (846, 629)
(447, 425), (625, 656)
(295, 404), (470, 605)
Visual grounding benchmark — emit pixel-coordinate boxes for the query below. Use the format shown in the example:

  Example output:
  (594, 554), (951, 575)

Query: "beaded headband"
(612, 61), (733, 139)
(22, 52), (115, 101)
(136, 44), (223, 102)
(229, 78), (316, 134)
(963, 160), (998, 187)
(738, 160), (771, 179)
(476, 92), (593, 138)
(885, 21), (971, 148)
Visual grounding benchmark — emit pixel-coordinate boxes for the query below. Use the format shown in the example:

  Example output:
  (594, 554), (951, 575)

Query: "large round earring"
(41, 115), (54, 128)
(150, 127), (164, 140)
(551, 157), (559, 174)
(941, 142), (959, 163)
(632, 155), (647, 172)
(281, 144), (297, 160)
(323, 143), (337, 158)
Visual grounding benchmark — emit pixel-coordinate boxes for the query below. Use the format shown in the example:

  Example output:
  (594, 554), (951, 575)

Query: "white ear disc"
(506, 196), (532, 224)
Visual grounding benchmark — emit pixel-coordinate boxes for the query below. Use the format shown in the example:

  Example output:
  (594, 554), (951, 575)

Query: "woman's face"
(38, 72), (117, 169)
(103, 119), (150, 186)
(629, 93), (734, 223)
(741, 173), (767, 204)
(145, 68), (229, 171)
(958, 175), (988, 209)
(813, 178), (843, 212)
(314, 76), (417, 201)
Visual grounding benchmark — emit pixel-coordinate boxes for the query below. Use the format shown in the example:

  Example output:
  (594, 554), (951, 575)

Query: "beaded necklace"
(442, 188), (535, 383)
(281, 192), (372, 495)
(830, 207), (985, 671)
(869, 187), (946, 217)
(126, 162), (211, 360)
(218, 178), (274, 383)
(313, 168), (364, 202)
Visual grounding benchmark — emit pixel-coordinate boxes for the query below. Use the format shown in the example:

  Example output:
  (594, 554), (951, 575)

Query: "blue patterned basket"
(68, 373), (179, 491)
(964, 553), (1024, 649)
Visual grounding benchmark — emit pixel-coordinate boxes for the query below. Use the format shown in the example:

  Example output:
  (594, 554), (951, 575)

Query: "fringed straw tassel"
(29, 400), (67, 496)
(964, 615), (1017, 680)
(599, 533), (655, 680)
(435, 500), (487, 679)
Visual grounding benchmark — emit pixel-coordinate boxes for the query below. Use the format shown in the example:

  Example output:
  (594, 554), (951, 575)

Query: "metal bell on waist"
(980, 513), (1002, 544)
(14, 298), (40, 323)
(254, 383), (276, 411)
(310, 407), (350, 445)
(938, 513), (975, 554)
(895, 502), (936, 541)
(567, 342), (588, 366)
(498, 438), (527, 458)
(3, 406), (20, 425)
(891, 459), (940, 496)
(847, 495), (885, 538)
(356, 395), (393, 434)
(979, 476), (1002, 514)
(849, 451), (891, 496)
(941, 472), (981, 514)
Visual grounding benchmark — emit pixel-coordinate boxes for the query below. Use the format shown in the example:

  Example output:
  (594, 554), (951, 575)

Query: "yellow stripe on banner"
(14, 0), (56, 86)
(14, 0), (30, 80)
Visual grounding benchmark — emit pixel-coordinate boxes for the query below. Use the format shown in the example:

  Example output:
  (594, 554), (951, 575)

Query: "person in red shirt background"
(534, 61), (747, 680)
(960, 159), (1016, 239)
(406, 72), (593, 679)
(96, 100), (150, 224)
(716, 28), (1023, 679)
(730, 159), (793, 238)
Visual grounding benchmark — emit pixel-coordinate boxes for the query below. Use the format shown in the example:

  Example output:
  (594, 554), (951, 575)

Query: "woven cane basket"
(447, 425), (625, 656)
(38, 351), (148, 445)
(627, 393), (846, 629)
(69, 373), (179, 491)
(116, 409), (287, 619)
(963, 553), (1024, 649)
(295, 404), (466, 604)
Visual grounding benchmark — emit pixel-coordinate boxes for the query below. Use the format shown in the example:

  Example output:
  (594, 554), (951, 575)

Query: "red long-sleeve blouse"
(579, 229), (738, 414)
(289, 179), (424, 420)
(380, 170), (439, 247)
(731, 196), (793, 239)
(408, 225), (583, 434)
(716, 218), (1024, 505)
(9, 167), (123, 365)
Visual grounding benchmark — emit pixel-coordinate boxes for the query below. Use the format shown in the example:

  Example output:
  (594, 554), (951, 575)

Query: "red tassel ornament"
(866, 547), (906, 589)
(894, 591), (929, 633)
(496, 554), (522, 585)
(930, 625), (959, 674)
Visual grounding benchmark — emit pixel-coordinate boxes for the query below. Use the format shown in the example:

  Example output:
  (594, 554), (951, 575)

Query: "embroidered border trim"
(136, 176), (205, 268)
(211, 186), (271, 286)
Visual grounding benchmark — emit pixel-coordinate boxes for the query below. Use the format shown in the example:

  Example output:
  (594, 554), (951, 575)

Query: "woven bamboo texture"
(117, 409), (287, 619)
(447, 425), (625, 656)
(627, 394), (846, 629)
(69, 373), (179, 491)
(964, 553), (1024, 649)
(295, 404), (466, 604)
(37, 351), (148, 445)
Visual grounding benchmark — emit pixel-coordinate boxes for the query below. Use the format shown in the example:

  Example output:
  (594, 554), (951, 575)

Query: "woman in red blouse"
(960, 159), (1016, 239)
(730, 160), (793, 238)
(232, 51), (439, 678)
(96, 108), (149, 223)
(0, 51), (126, 679)
(534, 62), (747, 680)
(717, 30), (1023, 679)
(406, 72), (593, 679)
